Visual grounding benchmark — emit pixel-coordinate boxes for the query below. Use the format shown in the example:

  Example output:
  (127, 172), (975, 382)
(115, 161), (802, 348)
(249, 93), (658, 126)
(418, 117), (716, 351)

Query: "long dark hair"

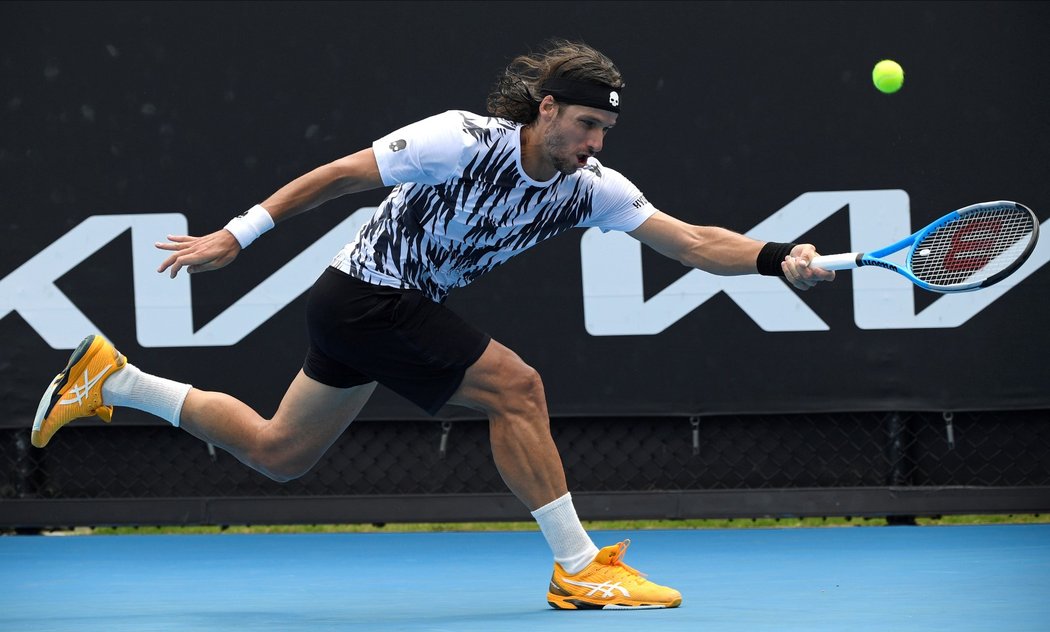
(486, 40), (624, 124)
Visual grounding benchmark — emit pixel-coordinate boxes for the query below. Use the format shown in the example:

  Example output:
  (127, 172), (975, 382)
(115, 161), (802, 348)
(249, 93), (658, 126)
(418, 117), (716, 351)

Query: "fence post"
(885, 411), (917, 525)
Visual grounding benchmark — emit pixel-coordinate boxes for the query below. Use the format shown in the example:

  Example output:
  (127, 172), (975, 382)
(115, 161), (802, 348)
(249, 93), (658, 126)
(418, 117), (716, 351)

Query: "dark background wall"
(2, 1), (1048, 427)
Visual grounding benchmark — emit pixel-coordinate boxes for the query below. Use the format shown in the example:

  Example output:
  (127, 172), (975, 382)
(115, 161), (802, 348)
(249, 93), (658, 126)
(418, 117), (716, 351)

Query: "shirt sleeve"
(372, 111), (467, 186)
(580, 163), (658, 233)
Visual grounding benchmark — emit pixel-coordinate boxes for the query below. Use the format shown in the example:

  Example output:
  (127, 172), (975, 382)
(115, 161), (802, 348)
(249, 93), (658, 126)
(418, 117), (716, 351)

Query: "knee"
(257, 455), (312, 483)
(495, 361), (547, 418)
(260, 464), (306, 485)
(247, 432), (315, 483)
(457, 342), (549, 419)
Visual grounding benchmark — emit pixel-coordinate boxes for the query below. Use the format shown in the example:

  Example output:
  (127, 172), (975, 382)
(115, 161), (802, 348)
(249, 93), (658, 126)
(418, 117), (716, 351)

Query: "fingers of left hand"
(784, 256), (821, 290)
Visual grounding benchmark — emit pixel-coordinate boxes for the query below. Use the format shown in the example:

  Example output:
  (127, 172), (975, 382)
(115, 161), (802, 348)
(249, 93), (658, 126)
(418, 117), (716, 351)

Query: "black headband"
(540, 78), (621, 114)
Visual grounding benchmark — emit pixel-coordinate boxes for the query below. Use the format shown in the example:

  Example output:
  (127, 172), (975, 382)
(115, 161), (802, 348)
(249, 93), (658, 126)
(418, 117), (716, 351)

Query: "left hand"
(782, 244), (836, 290)
(155, 229), (242, 278)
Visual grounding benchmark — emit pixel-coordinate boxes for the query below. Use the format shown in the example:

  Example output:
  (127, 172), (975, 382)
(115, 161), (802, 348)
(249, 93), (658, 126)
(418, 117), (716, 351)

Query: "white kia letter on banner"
(0, 208), (376, 349)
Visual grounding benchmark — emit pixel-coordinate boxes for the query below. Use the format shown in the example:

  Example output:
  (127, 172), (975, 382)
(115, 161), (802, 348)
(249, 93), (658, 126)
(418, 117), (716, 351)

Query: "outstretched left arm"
(628, 210), (835, 291)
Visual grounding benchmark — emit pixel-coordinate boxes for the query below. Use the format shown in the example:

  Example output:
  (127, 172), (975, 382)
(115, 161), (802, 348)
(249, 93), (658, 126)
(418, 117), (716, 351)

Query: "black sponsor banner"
(2, 2), (1048, 426)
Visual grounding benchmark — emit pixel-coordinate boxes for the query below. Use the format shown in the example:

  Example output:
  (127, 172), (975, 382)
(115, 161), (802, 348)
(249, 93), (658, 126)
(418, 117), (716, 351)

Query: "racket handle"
(809, 253), (861, 270)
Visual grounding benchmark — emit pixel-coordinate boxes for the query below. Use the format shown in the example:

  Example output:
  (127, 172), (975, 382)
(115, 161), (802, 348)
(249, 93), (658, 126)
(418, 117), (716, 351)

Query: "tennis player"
(32, 40), (833, 610)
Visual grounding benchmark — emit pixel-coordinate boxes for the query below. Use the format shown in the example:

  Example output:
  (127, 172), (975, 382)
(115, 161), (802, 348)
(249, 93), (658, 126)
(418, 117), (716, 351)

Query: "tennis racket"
(810, 200), (1039, 293)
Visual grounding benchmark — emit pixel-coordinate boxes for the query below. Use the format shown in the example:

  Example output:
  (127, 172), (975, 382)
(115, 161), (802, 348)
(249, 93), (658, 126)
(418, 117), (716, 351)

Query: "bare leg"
(449, 340), (566, 510)
(449, 340), (678, 605)
(179, 370), (376, 481)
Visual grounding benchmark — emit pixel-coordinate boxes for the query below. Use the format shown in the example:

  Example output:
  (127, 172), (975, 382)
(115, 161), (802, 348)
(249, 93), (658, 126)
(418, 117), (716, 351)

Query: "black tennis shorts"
(303, 266), (491, 415)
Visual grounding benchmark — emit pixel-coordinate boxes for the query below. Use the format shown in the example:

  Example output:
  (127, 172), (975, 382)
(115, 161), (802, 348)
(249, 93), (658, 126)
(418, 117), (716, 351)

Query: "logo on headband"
(609, 91), (619, 107)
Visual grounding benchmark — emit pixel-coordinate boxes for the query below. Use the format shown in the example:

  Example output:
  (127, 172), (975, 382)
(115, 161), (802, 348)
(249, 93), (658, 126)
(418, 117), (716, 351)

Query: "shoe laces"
(603, 539), (645, 578)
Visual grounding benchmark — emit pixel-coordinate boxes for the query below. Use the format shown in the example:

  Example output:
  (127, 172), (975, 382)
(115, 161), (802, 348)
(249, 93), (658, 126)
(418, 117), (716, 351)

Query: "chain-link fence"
(3, 410), (1049, 528)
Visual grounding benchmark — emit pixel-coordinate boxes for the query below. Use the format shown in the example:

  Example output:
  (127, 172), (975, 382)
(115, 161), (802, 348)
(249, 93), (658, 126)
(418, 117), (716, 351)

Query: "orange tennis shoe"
(547, 540), (682, 610)
(31, 334), (127, 448)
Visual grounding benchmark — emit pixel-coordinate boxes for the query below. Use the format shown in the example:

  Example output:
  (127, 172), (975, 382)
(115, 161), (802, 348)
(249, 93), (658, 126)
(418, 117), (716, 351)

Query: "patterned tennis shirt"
(331, 110), (656, 301)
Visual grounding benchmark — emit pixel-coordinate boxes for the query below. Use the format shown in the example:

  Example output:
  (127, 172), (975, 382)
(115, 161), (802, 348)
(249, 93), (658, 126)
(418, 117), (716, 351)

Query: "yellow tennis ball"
(872, 59), (904, 94)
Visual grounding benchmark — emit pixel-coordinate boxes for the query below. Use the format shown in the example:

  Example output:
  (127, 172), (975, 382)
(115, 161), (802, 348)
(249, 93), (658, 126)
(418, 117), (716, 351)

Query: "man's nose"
(588, 131), (604, 154)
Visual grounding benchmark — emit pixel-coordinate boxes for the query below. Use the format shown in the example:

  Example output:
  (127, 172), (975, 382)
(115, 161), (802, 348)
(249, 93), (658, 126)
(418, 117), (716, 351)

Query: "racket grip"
(809, 253), (861, 270)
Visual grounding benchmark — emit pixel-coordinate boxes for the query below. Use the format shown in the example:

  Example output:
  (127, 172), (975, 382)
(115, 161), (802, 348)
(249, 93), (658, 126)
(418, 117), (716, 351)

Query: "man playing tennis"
(32, 40), (833, 610)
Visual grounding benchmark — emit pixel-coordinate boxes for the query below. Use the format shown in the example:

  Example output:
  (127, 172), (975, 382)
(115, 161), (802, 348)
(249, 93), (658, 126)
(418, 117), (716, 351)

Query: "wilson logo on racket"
(864, 260), (898, 272)
(942, 219), (1001, 273)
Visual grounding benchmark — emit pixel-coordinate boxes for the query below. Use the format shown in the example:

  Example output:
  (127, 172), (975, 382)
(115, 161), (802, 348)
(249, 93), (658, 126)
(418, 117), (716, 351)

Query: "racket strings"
(909, 206), (1036, 287)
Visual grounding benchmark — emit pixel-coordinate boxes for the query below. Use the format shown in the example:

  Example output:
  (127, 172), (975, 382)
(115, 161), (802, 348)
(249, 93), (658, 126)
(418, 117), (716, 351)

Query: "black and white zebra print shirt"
(331, 110), (656, 302)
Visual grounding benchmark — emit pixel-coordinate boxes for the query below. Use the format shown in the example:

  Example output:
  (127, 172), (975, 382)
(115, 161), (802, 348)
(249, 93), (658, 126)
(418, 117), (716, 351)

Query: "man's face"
(542, 104), (618, 175)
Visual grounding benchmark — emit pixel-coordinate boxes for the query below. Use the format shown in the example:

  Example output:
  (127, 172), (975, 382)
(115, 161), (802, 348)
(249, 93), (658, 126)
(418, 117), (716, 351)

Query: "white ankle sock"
(531, 492), (600, 575)
(101, 363), (192, 427)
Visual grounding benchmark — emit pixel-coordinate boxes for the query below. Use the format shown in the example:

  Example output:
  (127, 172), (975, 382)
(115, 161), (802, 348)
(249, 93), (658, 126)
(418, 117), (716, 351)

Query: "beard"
(543, 126), (581, 176)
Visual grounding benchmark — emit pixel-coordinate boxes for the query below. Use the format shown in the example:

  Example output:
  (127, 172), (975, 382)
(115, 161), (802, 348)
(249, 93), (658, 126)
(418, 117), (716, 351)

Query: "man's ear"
(537, 94), (559, 120)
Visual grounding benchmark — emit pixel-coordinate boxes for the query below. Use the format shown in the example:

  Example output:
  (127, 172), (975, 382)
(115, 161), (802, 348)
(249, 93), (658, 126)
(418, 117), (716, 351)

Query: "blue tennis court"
(2, 525), (1047, 631)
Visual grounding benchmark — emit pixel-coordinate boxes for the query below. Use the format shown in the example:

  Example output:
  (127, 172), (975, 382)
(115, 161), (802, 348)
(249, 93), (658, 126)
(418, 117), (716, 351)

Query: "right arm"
(156, 148), (384, 278)
(257, 147), (384, 221)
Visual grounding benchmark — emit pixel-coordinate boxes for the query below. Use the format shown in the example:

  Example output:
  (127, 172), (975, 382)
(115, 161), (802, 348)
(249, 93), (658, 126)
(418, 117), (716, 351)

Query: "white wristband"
(224, 204), (275, 249)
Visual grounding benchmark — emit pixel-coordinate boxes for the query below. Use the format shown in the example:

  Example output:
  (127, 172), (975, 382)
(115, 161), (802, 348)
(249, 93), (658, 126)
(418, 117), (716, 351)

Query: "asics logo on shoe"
(60, 364), (113, 406)
(560, 578), (631, 598)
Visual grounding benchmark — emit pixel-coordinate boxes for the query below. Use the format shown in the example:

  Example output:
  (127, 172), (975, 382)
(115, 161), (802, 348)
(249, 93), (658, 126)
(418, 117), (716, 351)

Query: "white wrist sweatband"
(224, 204), (275, 249)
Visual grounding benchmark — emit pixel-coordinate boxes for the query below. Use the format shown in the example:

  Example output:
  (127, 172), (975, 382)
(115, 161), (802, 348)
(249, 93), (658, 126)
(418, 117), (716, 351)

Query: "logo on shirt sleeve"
(582, 163), (602, 178)
(389, 139), (407, 152)
(632, 195), (649, 209)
